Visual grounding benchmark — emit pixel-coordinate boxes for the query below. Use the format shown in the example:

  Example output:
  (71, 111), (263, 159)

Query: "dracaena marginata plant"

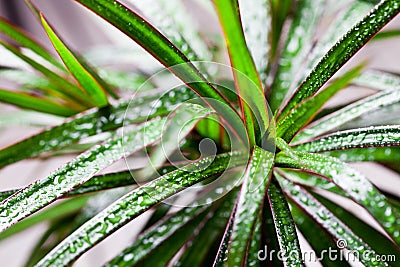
(0, 0), (399, 266)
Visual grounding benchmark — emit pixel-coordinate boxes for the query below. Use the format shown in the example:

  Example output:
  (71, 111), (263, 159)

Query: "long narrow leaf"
(275, 143), (400, 244)
(267, 179), (304, 266)
(295, 125), (400, 152)
(0, 103), (210, 232)
(0, 88), (77, 116)
(0, 86), (195, 168)
(0, 17), (64, 70)
(279, 0), (400, 117)
(279, 177), (389, 267)
(216, 146), (274, 266)
(36, 152), (246, 266)
(106, 203), (212, 267)
(213, 0), (269, 146)
(293, 88), (400, 143)
(353, 69), (400, 91)
(270, 0), (327, 111)
(325, 147), (400, 162)
(276, 65), (362, 142)
(41, 15), (109, 107)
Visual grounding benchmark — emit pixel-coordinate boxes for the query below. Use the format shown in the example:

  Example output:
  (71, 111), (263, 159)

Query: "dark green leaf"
(295, 125), (400, 152)
(279, 0), (400, 117)
(36, 152), (247, 266)
(325, 147), (400, 162)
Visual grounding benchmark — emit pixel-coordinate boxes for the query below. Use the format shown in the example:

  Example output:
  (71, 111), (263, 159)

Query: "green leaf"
(174, 190), (237, 267)
(0, 16), (64, 70)
(267, 179), (304, 266)
(312, 192), (400, 262)
(245, 213), (262, 267)
(216, 146), (274, 266)
(106, 204), (212, 267)
(288, 199), (352, 267)
(75, 0), (249, 144)
(297, 0), (377, 87)
(0, 196), (89, 240)
(0, 41), (92, 106)
(353, 69), (400, 91)
(325, 147), (400, 162)
(0, 88), (77, 116)
(239, 0), (270, 87)
(276, 65), (362, 142)
(279, 177), (389, 267)
(0, 103), (209, 232)
(373, 29), (400, 40)
(268, 0), (292, 61)
(279, 0), (400, 117)
(0, 86), (195, 168)
(275, 145), (400, 244)
(295, 125), (400, 152)
(213, 0), (269, 146)
(293, 88), (400, 143)
(41, 15), (109, 107)
(36, 152), (246, 266)
(270, 0), (328, 111)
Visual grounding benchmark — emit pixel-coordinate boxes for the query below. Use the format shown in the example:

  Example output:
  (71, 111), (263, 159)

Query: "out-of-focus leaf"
(0, 17), (64, 70)
(270, 0), (327, 111)
(276, 65), (362, 141)
(280, 177), (389, 267)
(373, 29), (400, 40)
(353, 69), (400, 91)
(0, 196), (89, 240)
(0, 86), (195, 168)
(214, 146), (274, 266)
(279, 0), (400, 117)
(0, 41), (92, 106)
(293, 88), (400, 143)
(213, 0), (269, 146)
(239, 0), (270, 87)
(41, 15), (109, 107)
(36, 152), (247, 266)
(0, 88), (77, 116)
(268, 0), (292, 60)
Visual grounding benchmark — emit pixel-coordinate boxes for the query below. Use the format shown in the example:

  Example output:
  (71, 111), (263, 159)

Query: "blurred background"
(0, 0), (399, 266)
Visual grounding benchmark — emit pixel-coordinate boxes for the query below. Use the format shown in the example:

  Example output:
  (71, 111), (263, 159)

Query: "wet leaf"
(270, 0), (328, 111)
(353, 69), (400, 91)
(279, 177), (389, 267)
(279, 0), (400, 117)
(277, 65), (362, 142)
(214, 146), (274, 266)
(36, 152), (246, 266)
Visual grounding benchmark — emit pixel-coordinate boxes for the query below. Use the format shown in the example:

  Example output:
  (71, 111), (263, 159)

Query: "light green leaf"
(353, 69), (400, 91)
(41, 15), (109, 107)
(0, 88), (77, 116)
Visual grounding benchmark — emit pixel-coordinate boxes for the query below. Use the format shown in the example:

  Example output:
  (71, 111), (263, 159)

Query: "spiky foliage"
(0, 0), (399, 266)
